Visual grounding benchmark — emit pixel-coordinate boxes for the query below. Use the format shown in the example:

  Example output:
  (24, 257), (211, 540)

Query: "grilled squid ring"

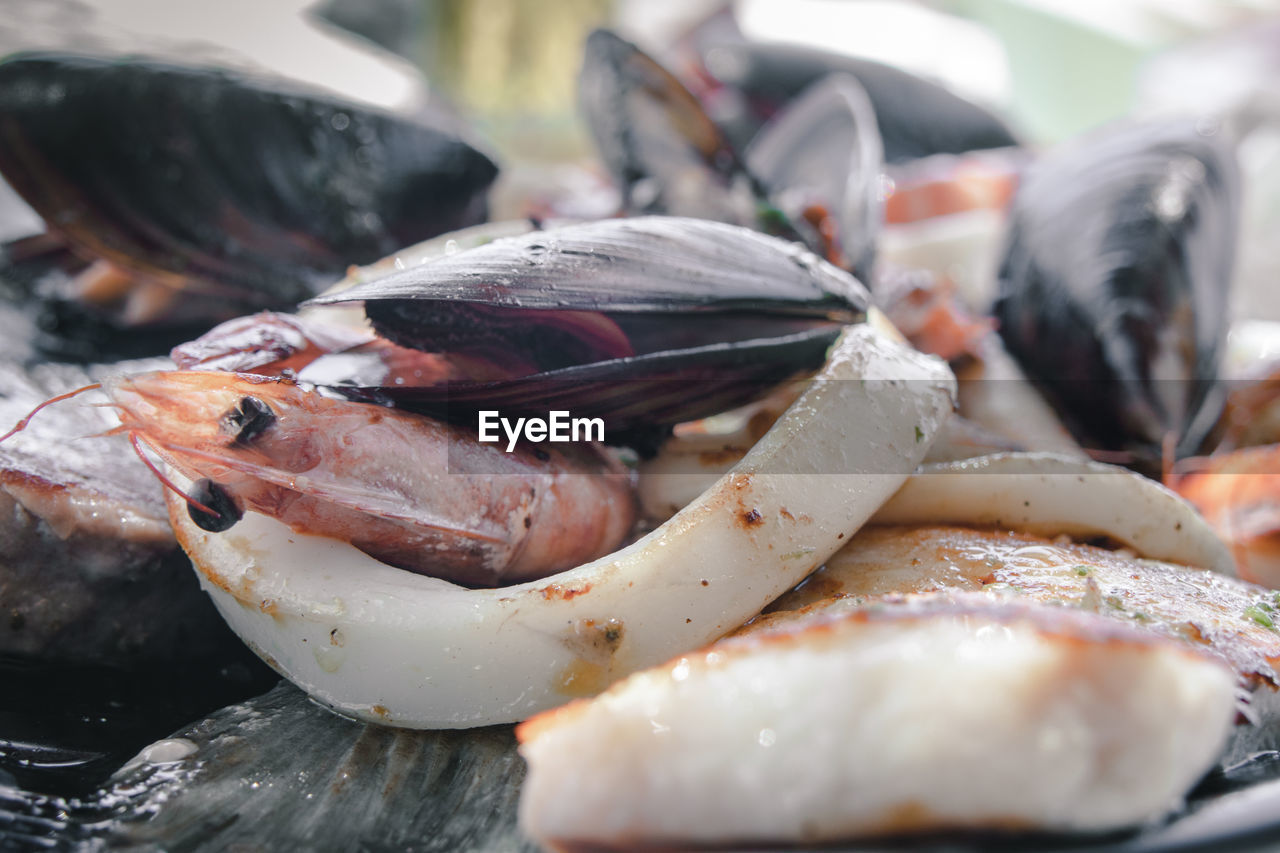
(166, 323), (954, 728)
(872, 453), (1233, 575)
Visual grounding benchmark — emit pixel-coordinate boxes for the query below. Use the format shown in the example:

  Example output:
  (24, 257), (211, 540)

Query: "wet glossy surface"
(995, 120), (1239, 467)
(0, 651), (277, 801)
(4, 677), (1280, 851)
(0, 52), (498, 318)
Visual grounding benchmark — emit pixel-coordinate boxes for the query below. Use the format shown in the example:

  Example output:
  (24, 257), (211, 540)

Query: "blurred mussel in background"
(994, 118), (1239, 472)
(0, 52), (498, 361)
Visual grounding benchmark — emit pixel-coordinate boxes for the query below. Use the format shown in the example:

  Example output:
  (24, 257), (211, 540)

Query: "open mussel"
(0, 52), (499, 326)
(994, 119), (1239, 468)
(578, 31), (793, 236)
(579, 29), (887, 278)
(745, 74), (883, 281)
(309, 216), (868, 435)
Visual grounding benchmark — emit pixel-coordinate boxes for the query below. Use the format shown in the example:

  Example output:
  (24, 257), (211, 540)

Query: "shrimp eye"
(187, 478), (243, 532)
(220, 396), (275, 443)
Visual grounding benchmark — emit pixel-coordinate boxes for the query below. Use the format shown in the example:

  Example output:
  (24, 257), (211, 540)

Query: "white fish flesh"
(517, 524), (1270, 847)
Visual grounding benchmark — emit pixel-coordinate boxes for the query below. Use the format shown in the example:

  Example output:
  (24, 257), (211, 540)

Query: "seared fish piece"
(0, 359), (239, 663)
(518, 593), (1235, 848)
(775, 525), (1280, 702)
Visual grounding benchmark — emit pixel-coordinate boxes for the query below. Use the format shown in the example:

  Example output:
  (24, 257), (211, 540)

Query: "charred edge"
(542, 583), (594, 601)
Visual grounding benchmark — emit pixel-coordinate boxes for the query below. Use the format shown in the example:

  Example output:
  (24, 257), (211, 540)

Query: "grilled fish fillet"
(776, 525), (1280, 701)
(517, 525), (1268, 849)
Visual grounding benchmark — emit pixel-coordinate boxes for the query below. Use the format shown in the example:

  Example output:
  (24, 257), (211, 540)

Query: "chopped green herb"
(756, 204), (791, 233)
(914, 425), (924, 443)
(1247, 605), (1276, 629)
(1074, 565), (1090, 576)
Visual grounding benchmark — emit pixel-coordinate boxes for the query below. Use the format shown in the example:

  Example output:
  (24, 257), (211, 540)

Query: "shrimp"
(1168, 445), (1280, 589)
(102, 370), (638, 588)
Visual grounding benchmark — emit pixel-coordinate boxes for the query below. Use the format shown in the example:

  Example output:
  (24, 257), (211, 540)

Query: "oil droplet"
(671, 659), (691, 682)
(444, 239), (460, 255)
(330, 112), (350, 131)
(124, 738), (198, 769)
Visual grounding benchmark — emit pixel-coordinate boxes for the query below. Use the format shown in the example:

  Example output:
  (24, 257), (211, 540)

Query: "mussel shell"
(312, 217), (866, 318)
(337, 325), (841, 432)
(578, 30), (815, 251)
(579, 30), (755, 218)
(0, 53), (498, 308)
(98, 682), (533, 851)
(311, 217), (866, 430)
(994, 119), (1239, 463)
(745, 73), (884, 281)
(697, 40), (1019, 164)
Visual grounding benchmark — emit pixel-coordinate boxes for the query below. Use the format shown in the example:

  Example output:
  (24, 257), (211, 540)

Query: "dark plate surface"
(4, 673), (1280, 852)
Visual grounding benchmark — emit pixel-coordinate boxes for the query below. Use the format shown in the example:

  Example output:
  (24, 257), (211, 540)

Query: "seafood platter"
(7, 2), (1280, 851)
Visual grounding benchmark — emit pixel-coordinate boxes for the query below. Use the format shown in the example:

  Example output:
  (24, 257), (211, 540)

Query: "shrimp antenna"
(0, 383), (103, 443)
(128, 432), (221, 520)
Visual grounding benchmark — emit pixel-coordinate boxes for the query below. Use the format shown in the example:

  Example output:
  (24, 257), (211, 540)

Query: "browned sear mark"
(541, 583), (593, 601)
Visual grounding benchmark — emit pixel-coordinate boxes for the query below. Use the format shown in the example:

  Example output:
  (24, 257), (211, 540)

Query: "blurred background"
(6, 0), (1280, 151)
(4, 0), (1280, 317)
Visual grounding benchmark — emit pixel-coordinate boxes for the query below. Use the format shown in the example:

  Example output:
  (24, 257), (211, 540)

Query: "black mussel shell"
(312, 217), (865, 319)
(994, 119), (1239, 466)
(745, 74), (884, 282)
(338, 326), (842, 433)
(0, 53), (499, 310)
(578, 30), (813, 250)
(310, 217), (867, 430)
(696, 40), (1019, 163)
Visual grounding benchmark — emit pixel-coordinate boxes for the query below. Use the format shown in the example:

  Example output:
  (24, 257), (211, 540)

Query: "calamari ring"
(167, 323), (955, 728)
